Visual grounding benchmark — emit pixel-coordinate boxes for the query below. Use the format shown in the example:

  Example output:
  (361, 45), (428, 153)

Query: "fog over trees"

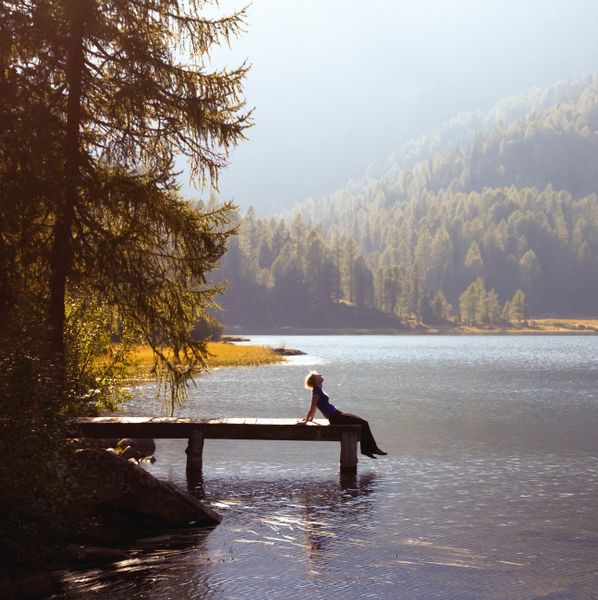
(184, 0), (598, 214)
(181, 2), (598, 330)
(217, 75), (598, 328)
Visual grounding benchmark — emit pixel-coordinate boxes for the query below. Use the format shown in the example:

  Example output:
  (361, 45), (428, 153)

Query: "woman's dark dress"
(312, 386), (379, 455)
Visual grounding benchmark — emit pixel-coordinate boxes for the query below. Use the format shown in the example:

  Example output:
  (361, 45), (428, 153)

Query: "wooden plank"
(203, 423), (358, 441)
(72, 419), (201, 439)
(205, 417), (228, 425)
(70, 417), (360, 442)
(255, 418), (294, 425)
(69, 416), (364, 476)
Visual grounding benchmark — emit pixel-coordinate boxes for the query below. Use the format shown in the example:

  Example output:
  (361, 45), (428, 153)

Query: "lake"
(57, 335), (598, 599)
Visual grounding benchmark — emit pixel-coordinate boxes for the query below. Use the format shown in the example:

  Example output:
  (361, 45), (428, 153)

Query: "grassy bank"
(111, 342), (283, 380)
(413, 318), (598, 335)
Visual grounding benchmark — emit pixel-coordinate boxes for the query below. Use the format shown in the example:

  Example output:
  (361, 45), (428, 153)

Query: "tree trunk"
(48, 3), (84, 381)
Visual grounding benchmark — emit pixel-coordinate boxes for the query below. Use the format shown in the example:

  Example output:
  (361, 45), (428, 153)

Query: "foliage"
(218, 181), (595, 327)
(458, 278), (503, 325)
(1, 0), (250, 408)
(217, 75), (598, 329)
(64, 292), (134, 414)
(0, 318), (89, 569)
(192, 313), (225, 342)
(75, 171), (238, 414)
(383, 74), (596, 177)
(217, 210), (403, 329)
(501, 289), (527, 323)
(0, 0), (250, 569)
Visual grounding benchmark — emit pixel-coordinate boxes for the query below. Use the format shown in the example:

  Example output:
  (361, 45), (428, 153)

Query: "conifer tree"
(472, 278), (488, 323)
(509, 289), (528, 323)
(464, 241), (485, 278)
(485, 289), (501, 323)
(378, 267), (401, 314)
(500, 299), (512, 323)
(2, 0), (251, 408)
(519, 249), (542, 290)
(341, 238), (361, 304)
(459, 278), (487, 324)
(431, 290), (453, 321)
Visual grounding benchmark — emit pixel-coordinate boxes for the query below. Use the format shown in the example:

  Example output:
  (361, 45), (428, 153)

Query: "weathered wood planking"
(70, 417), (362, 474)
(71, 417), (359, 442)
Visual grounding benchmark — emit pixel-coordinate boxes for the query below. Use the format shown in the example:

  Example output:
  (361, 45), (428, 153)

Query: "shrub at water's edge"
(0, 317), (92, 577)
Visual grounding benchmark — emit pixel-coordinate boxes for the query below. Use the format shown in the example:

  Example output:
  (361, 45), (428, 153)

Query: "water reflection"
(57, 336), (598, 599)
(296, 473), (378, 568)
(57, 528), (213, 598)
(187, 471), (204, 496)
(57, 473), (378, 599)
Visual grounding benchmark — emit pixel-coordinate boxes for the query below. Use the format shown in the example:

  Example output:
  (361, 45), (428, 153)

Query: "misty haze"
(183, 0), (598, 214)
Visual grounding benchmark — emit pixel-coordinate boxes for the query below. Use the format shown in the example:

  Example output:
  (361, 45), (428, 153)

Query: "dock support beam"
(185, 428), (204, 476)
(339, 430), (358, 474)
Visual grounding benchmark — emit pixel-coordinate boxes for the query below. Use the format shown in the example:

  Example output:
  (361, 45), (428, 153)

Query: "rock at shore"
(273, 347), (306, 356)
(74, 449), (221, 527)
(114, 437), (156, 461)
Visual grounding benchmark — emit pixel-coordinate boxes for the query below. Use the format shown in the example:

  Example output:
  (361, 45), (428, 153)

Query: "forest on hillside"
(215, 76), (598, 330)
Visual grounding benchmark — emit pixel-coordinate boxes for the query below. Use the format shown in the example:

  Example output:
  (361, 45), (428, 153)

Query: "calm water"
(58, 336), (598, 599)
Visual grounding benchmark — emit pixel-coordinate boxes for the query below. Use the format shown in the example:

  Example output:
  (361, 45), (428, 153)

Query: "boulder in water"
(74, 449), (221, 527)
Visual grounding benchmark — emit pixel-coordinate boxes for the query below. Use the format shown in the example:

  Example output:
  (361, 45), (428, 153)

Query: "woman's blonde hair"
(304, 371), (320, 389)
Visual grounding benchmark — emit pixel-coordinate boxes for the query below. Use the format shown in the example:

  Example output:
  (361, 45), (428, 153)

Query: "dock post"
(340, 430), (358, 474)
(185, 428), (204, 477)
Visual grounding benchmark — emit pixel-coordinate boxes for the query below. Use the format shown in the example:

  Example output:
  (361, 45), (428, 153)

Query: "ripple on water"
(57, 336), (598, 599)
(55, 453), (598, 599)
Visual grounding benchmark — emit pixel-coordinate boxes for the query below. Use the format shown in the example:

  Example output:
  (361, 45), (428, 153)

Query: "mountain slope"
(217, 75), (598, 328)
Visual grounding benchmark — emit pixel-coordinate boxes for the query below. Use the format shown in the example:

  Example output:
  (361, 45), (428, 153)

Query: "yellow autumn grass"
(527, 318), (598, 332)
(417, 318), (598, 335)
(118, 342), (283, 378)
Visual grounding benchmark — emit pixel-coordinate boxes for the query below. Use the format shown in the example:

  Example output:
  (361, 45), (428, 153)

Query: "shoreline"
(224, 318), (598, 337)
(104, 342), (284, 383)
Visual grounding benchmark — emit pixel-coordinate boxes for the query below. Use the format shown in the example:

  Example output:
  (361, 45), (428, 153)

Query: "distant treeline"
(216, 76), (598, 328)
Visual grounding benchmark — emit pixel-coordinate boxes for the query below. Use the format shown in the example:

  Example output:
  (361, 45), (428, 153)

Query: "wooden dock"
(71, 417), (362, 475)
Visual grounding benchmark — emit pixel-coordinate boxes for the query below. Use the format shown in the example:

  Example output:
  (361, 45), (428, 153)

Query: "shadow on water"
(298, 472), (378, 566)
(186, 471), (205, 497)
(55, 527), (214, 598)
(55, 473), (379, 599)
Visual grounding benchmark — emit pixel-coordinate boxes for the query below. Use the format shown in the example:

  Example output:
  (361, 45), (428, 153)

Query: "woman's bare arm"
(298, 393), (319, 423)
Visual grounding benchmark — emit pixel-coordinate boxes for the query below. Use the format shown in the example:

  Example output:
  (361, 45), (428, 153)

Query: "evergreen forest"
(217, 75), (598, 329)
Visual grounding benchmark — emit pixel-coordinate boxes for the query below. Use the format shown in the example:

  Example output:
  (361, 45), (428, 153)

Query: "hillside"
(216, 75), (598, 330)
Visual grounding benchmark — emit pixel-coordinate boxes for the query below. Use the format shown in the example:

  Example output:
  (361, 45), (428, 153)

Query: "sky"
(179, 0), (598, 214)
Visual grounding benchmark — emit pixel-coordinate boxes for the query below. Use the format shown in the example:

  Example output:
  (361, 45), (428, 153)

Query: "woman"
(298, 371), (387, 459)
